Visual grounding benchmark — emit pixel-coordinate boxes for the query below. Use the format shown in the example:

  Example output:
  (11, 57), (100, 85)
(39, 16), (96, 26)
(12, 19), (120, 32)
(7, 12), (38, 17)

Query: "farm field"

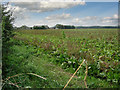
(3, 28), (120, 88)
(1, 1), (119, 89)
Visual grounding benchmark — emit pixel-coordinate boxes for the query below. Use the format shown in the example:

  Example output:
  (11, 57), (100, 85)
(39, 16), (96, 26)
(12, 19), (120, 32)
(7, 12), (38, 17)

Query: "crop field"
(2, 1), (119, 89)
(3, 28), (120, 88)
(15, 28), (119, 65)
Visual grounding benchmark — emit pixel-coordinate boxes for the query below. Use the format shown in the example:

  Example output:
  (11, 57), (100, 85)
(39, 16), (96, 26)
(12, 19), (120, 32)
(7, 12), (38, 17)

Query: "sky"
(1, 0), (118, 27)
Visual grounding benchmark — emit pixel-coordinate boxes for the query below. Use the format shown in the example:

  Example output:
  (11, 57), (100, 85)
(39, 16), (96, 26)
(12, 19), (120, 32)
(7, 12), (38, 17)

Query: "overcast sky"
(2, 0), (118, 27)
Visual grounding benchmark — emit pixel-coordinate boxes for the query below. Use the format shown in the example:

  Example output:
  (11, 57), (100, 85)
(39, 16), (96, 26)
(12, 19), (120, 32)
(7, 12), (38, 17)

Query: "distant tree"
(44, 25), (49, 29)
(71, 25), (75, 29)
(33, 25), (49, 29)
(33, 26), (39, 29)
(41, 25), (45, 29)
(55, 24), (75, 29)
(18, 25), (30, 30)
(55, 24), (64, 29)
(55, 24), (61, 29)
(30, 27), (33, 29)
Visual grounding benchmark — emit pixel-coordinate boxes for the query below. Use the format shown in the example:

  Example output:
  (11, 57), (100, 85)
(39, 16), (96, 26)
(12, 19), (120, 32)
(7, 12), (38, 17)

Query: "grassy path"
(32, 55), (85, 88)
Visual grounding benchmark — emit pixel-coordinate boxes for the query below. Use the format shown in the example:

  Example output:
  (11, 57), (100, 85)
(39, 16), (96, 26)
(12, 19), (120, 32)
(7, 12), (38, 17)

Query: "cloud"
(102, 14), (118, 25)
(4, 4), (30, 27)
(45, 13), (71, 20)
(103, 17), (111, 20)
(103, 14), (118, 20)
(102, 20), (112, 23)
(10, 0), (86, 4)
(83, 16), (97, 20)
(71, 16), (98, 25)
(44, 15), (99, 26)
(6, 4), (29, 21)
(72, 18), (82, 24)
(2, 1), (117, 27)
(9, 1), (85, 13)
(14, 14), (118, 27)
(70, 14), (118, 26)
(5, 1), (85, 27)
(7, 1), (86, 26)
(113, 14), (118, 19)
(72, 16), (98, 24)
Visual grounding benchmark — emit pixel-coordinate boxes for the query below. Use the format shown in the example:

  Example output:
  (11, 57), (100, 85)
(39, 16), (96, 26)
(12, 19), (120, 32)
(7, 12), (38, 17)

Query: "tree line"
(16, 24), (76, 30)
(15, 24), (118, 30)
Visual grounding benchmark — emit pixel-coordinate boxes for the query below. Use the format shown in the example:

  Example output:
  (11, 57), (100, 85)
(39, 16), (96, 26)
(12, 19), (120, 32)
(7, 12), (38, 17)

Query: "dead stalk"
(7, 82), (20, 88)
(8, 80), (20, 88)
(2, 73), (47, 88)
(84, 61), (88, 88)
(26, 73), (46, 80)
(63, 59), (85, 90)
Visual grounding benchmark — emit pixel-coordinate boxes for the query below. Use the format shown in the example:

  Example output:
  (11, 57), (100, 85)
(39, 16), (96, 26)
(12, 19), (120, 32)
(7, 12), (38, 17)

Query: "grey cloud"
(10, 2), (85, 13)
(7, 4), (29, 21)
